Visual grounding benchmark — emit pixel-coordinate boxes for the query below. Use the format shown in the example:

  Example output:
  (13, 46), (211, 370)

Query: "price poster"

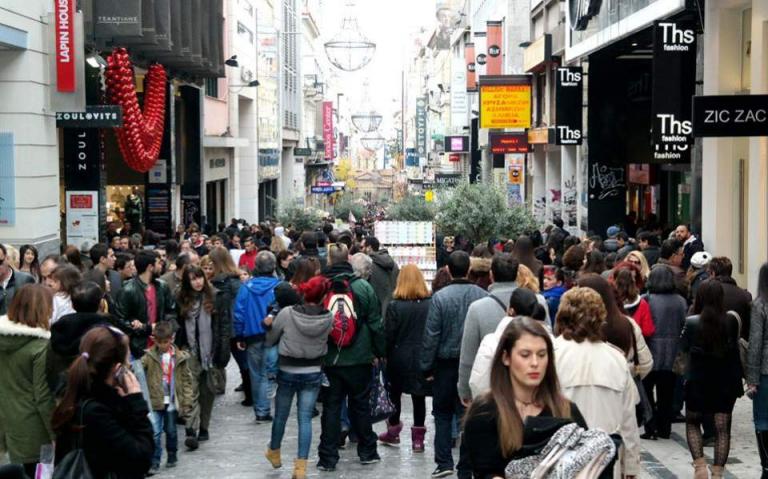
(479, 75), (532, 129)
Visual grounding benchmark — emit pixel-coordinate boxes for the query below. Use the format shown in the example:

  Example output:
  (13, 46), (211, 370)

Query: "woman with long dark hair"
(378, 264), (432, 452)
(463, 317), (586, 478)
(47, 264), (82, 325)
(512, 235), (544, 286)
(175, 265), (231, 449)
(52, 326), (154, 479)
(581, 250), (607, 276)
(683, 280), (743, 478)
(748, 263), (768, 478)
(18, 245), (40, 283)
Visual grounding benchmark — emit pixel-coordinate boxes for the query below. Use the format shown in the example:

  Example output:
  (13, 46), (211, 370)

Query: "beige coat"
(554, 336), (641, 478)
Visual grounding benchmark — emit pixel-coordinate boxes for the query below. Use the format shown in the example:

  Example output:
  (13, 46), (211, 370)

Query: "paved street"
(153, 365), (761, 478)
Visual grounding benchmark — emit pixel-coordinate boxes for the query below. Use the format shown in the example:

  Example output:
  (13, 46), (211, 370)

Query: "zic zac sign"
(105, 48), (167, 173)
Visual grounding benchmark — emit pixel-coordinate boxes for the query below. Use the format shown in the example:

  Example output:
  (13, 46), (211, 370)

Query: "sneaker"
(255, 415), (273, 424)
(432, 466), (454, 478)
(166, 453), (178, 468)
(360, 455), (381, 465)
(197, 429), (210, 441)
(148, 464), (160, 476)
(316, 462), (336, 472)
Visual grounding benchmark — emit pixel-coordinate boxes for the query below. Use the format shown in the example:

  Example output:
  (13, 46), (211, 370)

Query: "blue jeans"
(246, 340), (272, 417)
(755, 374), (768, 431)
(270, 371), (323, 459)
(151, 407), (178, 465)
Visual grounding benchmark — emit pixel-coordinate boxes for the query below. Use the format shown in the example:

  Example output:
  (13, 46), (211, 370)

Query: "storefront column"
(532, 147), (546, 221)
(561, 146), (578, 235)
(545, 148), (561, 224)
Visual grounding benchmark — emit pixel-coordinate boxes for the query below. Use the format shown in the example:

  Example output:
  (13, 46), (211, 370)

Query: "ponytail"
(52, 354), (92, 433)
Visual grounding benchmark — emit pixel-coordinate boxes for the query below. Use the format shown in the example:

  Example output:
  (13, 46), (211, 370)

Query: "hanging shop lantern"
(360, 135), (385, 151)
(105, 47), (167, 173)
(324, 4), (376, 72)
(351, 111), (383, 133)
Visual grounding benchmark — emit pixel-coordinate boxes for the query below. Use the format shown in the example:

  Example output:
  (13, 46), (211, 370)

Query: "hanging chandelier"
(360, 135), (385, 151)
(324, 4), (376, 72)
(351, 111), (383, 133)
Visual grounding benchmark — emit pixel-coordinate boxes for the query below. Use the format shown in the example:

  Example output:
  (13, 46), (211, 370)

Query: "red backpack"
(323, 277), (358, 348)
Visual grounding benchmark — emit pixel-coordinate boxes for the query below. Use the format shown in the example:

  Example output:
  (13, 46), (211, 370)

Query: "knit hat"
(606, 226), (621, 238)
(296, 276), (330, 304)
(690, 251), (712, 269)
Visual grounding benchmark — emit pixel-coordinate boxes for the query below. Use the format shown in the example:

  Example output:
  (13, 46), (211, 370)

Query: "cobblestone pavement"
(153, 365), (760, 478)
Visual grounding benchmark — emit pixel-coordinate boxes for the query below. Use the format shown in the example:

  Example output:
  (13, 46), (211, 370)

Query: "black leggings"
(388, 382), (426, 427)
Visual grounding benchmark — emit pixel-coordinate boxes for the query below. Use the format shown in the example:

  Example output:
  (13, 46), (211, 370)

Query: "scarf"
(186, 298), (214, 370)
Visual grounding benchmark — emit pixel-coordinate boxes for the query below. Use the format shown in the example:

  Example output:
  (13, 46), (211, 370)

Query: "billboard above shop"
(479, 75), (532, 130)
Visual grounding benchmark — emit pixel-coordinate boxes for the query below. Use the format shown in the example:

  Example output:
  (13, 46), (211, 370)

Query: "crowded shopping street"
(3, 0), (768, 478)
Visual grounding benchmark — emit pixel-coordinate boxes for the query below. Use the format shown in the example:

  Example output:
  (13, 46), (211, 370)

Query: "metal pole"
(401, 69), (405, 169)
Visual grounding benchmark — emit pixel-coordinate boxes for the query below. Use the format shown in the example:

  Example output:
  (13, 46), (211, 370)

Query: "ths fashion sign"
(693, 95), (768, 137)
(554, 67), (583, 145)
(479, 76), (532, 129)
(651, 20), (696, 163)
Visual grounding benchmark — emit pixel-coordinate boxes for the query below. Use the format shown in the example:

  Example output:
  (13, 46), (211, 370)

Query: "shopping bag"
(369, 364), (395, 424)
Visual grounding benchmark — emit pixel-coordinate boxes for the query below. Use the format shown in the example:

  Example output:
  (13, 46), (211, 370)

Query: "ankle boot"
(377, 421), (403, 446)
(241, 372), (253, 407)
(757, 431), (768, 479)
(411, 426), (427, 453)
(292, 458), (308, 479)
(711, 465), (724, 478)
(693, 458), (708, 479)
(265, 447), (282, 468)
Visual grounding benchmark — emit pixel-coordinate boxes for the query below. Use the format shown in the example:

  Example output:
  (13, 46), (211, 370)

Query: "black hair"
(637, 231), (659, 247)
(447, 251), (471, 279)
(71, 281), (104, 313)
(134, 250), (158, 275)
(759, 263), (768, 300)
(646, 265), (677, 294)
(300, 231), (318, 249)
(660, 239), (682, 260)
(365, 236), (381, 252)
(114, 252), (134, 271)
(616, 232), (629, 242)
(508, 287), (546, 321)
(491, 253), (519, 283)
(89, 243), (110, 265)
(175, 252), (195, 270)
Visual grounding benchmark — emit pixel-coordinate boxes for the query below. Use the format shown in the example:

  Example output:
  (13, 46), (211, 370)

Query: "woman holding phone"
(52, 325), (154, 479)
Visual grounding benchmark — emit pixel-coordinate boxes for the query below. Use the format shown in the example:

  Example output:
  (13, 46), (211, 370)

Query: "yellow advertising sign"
(425, 190), (434, 203)
(480, 84), (532, 129)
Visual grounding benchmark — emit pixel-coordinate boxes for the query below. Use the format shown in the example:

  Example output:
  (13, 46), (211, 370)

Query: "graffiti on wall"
(563, 176), (577, 228)
(589, 163), (625, 200)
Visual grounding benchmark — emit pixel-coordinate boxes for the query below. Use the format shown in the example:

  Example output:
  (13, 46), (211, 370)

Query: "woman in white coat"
(554, 286), (641, 479)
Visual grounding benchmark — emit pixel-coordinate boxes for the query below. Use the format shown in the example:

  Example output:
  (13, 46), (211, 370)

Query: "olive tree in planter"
(387, 194), (436, 222)
(333, 194), (365, 223)
(435, 182), (537, 244)
(276, 205), (323, 233)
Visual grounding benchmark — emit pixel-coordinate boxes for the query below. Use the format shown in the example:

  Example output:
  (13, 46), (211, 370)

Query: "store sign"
(93, 0), (142, 38)
(416, 97), (428, 158)
(479, 75), (532, 129)
(146, 185), (172, 238)
(487, 21), (502, 75)
(528, 127), (554, 144)
(149, 159), (168, 184)
(55, 0), (76, 92)
(554, 67), (583, 145)
(445, 135), (469, 153)
(692, 95), (768, 137)
(311, 186), (335, 194)
(474, 32), (487, 77)
(323, 101), (334, 160)
(569, 0), (602, 31)
(405, 148), (418, 167)
(449, 154), (461, 162)
(294, 147), (312, 156)
(508, 164), (523, 184)
(465, 43), (476, 92)
(490, 133), (530, 154)
(63, 128), (101, 191)
(651, 20), (696, 163)
(451, 60), (468, 128)
(56, 105), (123, 128)
(523, 34), (551, 72)
(66, 191), (99, 247)
(435, 173), (463, 187)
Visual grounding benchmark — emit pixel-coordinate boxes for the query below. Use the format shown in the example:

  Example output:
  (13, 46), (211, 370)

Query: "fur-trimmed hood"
(469, 257), (492, 273)
(0, 314), (50, 353)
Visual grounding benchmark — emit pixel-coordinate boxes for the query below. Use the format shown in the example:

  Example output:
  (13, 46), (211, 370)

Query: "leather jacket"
(115, 277), (177, 358)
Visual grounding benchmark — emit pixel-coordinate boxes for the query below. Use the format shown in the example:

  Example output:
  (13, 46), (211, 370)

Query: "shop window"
(205, 78), (219, 98)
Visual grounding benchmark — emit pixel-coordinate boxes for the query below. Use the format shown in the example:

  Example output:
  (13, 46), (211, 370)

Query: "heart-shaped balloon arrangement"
(105, 48), (167, 173)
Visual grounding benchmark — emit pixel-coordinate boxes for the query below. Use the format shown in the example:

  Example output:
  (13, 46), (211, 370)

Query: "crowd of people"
(0, 213), (765, 479)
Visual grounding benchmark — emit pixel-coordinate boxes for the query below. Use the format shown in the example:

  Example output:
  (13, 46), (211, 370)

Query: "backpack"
(323, 277), (358, 348)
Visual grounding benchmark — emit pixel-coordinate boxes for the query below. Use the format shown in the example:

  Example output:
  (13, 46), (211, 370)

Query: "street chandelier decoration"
(105, 48), (167, 173)
(351, 111), (383, 133)
(324, 3), (376, 72)
(360, 134), (385, 151)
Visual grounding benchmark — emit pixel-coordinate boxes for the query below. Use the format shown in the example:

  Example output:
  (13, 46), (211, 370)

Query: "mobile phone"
(114, 366), (127, 388)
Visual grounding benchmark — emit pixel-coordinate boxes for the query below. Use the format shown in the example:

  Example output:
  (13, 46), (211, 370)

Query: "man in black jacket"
(675, 224), (705, 271)
(0, 244), (35, 315)
(362, 236), (399, 317)
(638, 231), (661, 267)
(708, 256), (753, 340)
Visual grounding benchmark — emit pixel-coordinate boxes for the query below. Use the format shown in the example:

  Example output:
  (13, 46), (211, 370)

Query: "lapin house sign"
(55, 0), (76, 92)
(651, 20), (696, 163)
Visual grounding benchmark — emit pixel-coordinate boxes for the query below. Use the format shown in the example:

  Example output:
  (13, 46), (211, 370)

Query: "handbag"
(630, 331), (653, 426)
(728, 310), (750, 379)
(206, 367), (227, 395)
(53, 402), (95, 479)
(672, 349), (688, 376)
(369, 363), (395, 423)
(505, 423), (618, 479)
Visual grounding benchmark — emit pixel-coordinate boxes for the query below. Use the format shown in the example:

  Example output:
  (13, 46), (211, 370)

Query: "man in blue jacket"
(234, 251), (281, 423)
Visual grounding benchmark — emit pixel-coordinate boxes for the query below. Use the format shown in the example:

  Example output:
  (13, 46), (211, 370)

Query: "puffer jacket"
(141, 346), (196, 416)
(322, 262), (385, 367)
(266, 304), (333, 368)
(114, 277), (177, 358)
(0, 315), (55, 464)
(420, 279), (487, 372)
(368, 250), (400, 317)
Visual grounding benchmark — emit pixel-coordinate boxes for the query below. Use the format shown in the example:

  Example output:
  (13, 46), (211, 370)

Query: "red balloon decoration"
(105, 48), (167, 173)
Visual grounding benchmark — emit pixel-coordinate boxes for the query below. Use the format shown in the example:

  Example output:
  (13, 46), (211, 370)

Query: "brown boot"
(265, 447), (282, 468)
(292, 459), (307, 479)
(711, 465), (725, 478)
(693, 458), (708, 479)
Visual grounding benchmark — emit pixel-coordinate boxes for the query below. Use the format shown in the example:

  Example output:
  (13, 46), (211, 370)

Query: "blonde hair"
(3, 244), (19, 270)
(516, 264), (540, 293)
(625, 250), (650, 279)
(270, 236), (287, 253)
(393, 264), (430, 300)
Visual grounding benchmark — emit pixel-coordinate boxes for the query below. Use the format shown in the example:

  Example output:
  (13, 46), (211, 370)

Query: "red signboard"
(323, 101), (334, 161)
(55, 0), (76, 92)
(69, 194), (93, 209)
(486, 21), (503, 76)
(490, 133), (530, 154)
(449, 154), (461, 162)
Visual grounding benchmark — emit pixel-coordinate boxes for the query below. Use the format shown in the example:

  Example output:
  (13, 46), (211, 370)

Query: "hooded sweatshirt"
(368, 249), (399, 317)
(233, 275), (281, 341)
(266, 304), (333, 372)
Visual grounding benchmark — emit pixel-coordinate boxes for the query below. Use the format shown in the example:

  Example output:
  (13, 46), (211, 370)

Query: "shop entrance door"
(206, 180), (227, 231)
